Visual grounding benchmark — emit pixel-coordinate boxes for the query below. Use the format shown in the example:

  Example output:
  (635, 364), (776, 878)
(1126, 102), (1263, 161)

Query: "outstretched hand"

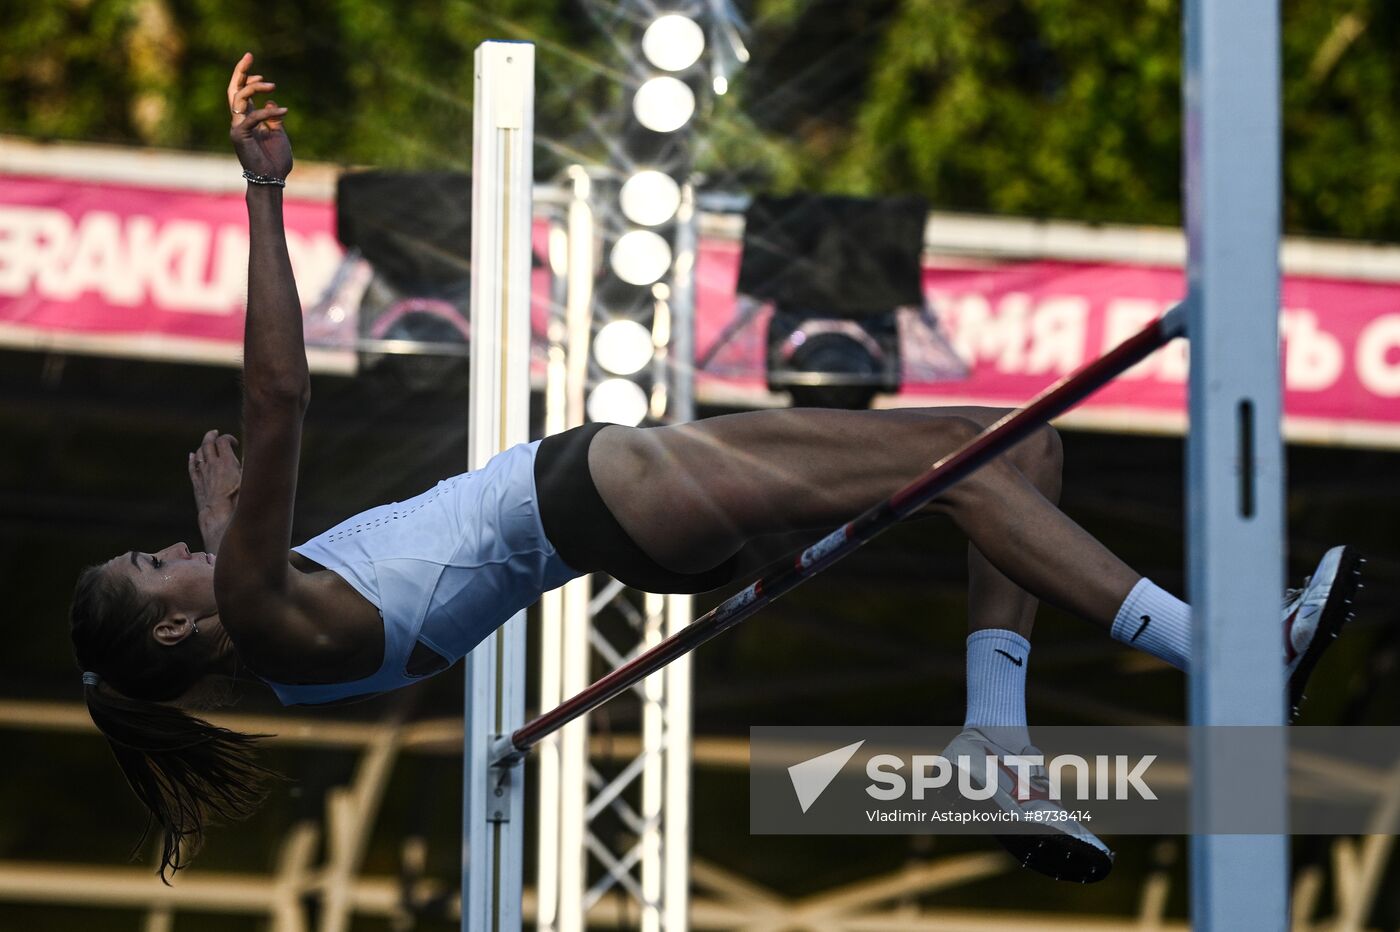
(227, 52), (292, 180)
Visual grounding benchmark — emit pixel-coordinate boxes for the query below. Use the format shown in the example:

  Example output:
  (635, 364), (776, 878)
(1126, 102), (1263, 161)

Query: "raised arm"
(214, 54), (314, 658)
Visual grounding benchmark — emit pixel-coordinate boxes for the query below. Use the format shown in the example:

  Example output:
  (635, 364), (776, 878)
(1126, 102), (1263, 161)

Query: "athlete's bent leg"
(932, 407), (1063, 639)
(590, 407), (1139, 630)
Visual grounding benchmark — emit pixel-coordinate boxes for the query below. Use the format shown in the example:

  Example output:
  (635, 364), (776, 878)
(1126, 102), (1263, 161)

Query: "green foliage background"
(0, 0), (1396, 239)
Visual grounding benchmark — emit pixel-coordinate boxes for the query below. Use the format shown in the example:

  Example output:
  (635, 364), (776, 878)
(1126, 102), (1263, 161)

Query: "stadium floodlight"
(610, 229), (673, 285)
(738, 193), (929, 409)
(642, 14), (706, 72)
(594, 319), (654, 375)
(619, 170), (682, 226)
(633, 76), (695, 133)
(587, 377), (650, 426)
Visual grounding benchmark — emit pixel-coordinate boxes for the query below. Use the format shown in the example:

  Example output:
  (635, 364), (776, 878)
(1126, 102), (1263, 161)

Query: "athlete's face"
(103, 543), (220, 646)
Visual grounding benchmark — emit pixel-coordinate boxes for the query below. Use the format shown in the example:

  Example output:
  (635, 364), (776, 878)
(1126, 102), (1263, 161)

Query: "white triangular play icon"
(788, 740), (865, 813)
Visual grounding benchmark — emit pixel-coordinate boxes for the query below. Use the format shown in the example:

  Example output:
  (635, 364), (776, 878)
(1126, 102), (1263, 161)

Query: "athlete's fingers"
(263, 98), (284, 131)
(232, 80), (274, 115)
(227, 54), (251, 99)
(236, 79), (273, 100)
(242, 75), (265, 100)
(238, 103), (288, 132)
(227, 52), (253, 114)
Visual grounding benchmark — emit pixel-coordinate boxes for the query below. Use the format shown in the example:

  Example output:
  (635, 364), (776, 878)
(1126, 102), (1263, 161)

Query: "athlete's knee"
(957, 407), (1060, 479)
(1029, 422), (1063, 477)
(923, 416), (988, 511)
(984, 415), (1062, 494)
(930, 414), (984, 448)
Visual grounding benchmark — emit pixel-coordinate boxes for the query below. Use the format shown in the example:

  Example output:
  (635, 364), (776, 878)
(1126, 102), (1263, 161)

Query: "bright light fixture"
(610, 229), (672, 285)
(587, 378), (649, 426)
(642, 14), (705, 72)
(619, 170), (682, 226)
(594, 319), (654, 375)
(633, 76), (695, 133)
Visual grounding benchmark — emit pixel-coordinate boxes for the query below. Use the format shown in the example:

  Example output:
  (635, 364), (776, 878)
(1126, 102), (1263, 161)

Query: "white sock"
(1111, 578), (1191, 671)
(964, 629), (1031, 749)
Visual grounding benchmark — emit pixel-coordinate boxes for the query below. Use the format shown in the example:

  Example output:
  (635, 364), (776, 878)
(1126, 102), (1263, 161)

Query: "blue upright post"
(1183, 0), (1288, 928)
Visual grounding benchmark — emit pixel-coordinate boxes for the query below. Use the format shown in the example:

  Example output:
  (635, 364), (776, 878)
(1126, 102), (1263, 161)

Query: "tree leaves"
(1, 0), (1396, 239)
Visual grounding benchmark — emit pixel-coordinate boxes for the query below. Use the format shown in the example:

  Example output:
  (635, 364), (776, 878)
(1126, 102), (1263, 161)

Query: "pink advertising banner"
(0, 173), (347, 366)
(4, 172), (1400, 446)
(687, 234), (1400, 447)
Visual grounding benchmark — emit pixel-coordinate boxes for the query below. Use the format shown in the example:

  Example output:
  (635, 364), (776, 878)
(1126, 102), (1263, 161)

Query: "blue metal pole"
(1183, 0), (1289, 927)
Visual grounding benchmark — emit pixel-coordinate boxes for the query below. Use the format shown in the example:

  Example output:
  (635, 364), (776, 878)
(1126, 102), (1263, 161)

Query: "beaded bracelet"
(242, 169), (286, 187)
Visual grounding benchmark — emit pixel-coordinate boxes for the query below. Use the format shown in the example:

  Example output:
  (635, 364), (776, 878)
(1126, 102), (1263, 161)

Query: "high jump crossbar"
(491, 302), (1188, 768)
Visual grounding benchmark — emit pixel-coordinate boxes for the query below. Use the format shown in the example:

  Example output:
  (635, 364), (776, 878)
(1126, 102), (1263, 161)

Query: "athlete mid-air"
(69, 54), (1360, 884)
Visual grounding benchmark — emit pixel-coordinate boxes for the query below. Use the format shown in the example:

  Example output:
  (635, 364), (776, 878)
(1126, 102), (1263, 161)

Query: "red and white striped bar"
(491, 303), (1188, 767)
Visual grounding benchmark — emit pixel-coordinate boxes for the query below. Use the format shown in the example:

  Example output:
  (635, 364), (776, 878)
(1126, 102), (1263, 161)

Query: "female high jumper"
(69, 55), (1359, 884)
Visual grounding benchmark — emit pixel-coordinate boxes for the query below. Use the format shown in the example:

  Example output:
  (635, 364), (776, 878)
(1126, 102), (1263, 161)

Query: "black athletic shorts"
(534, 423), (741, 594)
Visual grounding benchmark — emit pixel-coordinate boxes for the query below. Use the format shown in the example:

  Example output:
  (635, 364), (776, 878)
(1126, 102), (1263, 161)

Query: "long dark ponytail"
(69, 563), (279, 883)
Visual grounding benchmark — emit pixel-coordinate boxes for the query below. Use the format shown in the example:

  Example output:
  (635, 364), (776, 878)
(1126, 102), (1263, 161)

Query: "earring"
(192, 621), (200, 636)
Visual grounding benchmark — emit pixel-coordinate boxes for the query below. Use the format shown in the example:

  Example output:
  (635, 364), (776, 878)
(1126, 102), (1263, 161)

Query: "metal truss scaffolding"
(0, 700), (1396, 929)
(534, 166), (697, 932)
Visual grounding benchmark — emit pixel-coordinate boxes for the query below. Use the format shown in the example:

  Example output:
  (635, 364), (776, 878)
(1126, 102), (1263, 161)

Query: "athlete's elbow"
(246, 379), (311, 409)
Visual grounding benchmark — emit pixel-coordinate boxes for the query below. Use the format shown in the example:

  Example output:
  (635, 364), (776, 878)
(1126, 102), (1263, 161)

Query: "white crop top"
(256, 440), (580, 705)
